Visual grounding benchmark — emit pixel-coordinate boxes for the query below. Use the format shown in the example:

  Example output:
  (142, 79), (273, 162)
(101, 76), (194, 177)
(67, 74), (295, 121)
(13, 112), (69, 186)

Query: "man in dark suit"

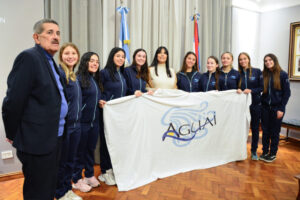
(2, 19), (68, 200)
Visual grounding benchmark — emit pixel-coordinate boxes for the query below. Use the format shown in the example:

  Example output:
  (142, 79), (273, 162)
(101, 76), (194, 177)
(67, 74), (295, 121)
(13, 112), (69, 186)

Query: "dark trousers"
(73, 121), (99, 183)
(55, 125), (81, 199)
(250, 104), (261, 154)
(99, 108), (112, 173)
(261, 106), (283, 156)
(17, 137), (63, 200)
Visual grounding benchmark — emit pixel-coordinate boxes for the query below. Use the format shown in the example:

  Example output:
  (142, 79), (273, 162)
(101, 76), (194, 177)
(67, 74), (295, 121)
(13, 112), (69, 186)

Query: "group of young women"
(55, 43), (291, 200)
(176, 50), (290, 163)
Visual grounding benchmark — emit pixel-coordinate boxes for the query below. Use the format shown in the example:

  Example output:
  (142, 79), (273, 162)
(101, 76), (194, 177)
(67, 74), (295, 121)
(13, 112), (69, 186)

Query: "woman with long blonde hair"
(219, 52), (240, 90)
(55, 43), (84, 200)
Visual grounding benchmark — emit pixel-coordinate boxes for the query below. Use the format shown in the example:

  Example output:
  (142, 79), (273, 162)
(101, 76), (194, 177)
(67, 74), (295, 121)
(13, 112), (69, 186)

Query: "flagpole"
(191, 10), (201, 71)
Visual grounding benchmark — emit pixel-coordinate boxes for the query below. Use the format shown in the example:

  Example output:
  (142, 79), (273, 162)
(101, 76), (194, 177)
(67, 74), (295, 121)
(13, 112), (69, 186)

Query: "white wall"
(233, 4), (300, 138)
(0, 0), (44, 174)
(259, 5), (300, 138)
(232, 7), (261, 69)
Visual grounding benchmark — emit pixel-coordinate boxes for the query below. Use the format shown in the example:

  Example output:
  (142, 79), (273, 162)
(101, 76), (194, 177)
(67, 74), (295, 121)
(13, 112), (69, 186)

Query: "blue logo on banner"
(161, 101), (216, 147)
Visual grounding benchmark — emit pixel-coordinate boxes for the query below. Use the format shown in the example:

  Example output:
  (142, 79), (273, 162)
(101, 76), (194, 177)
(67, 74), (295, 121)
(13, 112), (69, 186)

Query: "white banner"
(103, 89), (251, 191)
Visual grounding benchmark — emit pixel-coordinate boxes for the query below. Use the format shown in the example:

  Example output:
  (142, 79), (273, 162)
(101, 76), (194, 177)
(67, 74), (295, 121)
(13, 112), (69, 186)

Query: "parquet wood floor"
(0, 136), (299, 200)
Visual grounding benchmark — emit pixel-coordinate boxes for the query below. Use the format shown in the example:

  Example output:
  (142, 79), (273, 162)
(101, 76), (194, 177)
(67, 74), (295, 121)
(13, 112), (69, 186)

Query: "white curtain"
(45, 0), (232, 72)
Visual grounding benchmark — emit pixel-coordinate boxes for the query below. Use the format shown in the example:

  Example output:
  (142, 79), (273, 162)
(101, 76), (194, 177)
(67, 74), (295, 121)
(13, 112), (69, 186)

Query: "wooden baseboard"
(0, 171), (23, 182)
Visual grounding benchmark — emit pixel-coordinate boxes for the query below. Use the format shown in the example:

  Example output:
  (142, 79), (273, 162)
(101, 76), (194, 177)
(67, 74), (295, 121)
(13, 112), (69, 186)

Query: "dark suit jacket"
(2, 44), (66, 155)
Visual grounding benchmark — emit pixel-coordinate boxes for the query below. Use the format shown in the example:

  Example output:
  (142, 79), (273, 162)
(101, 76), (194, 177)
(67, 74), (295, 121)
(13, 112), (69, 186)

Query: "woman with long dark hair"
(100, 47), (128, 100)
(124, 48), (151, 96)
(98, 47), (128, 185)
(72, 52), (103, 192)
(199, 56), (220, 91)
(236, 52), (263, 160)
(149, 46), (177, 89)
(259, 53), (291, 162)
(176, 51), (202, 92)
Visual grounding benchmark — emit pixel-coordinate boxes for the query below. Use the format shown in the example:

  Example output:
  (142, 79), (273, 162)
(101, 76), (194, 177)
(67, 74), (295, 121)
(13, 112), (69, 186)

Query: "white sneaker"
(83, 176), (100, 187)
(66, 190), (82, 200)
(57, 192), (70, 200)
(98, 169), (116, 185)
(72, 179), (92, 192)
(106, 169), (115, 180)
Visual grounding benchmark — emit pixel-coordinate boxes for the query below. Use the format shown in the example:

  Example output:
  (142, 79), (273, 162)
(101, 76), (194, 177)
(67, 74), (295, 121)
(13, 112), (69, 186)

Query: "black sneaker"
(263, 154), (276, 163)
(259, 153), (269, 161)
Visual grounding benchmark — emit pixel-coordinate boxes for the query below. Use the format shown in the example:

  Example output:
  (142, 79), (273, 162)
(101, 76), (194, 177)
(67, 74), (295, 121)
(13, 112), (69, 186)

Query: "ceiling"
(232, 0), (300, 12)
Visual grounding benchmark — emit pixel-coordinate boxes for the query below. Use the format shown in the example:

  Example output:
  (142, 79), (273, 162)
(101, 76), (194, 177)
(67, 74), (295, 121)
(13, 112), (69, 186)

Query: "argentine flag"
(117, 6), (130, 65)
